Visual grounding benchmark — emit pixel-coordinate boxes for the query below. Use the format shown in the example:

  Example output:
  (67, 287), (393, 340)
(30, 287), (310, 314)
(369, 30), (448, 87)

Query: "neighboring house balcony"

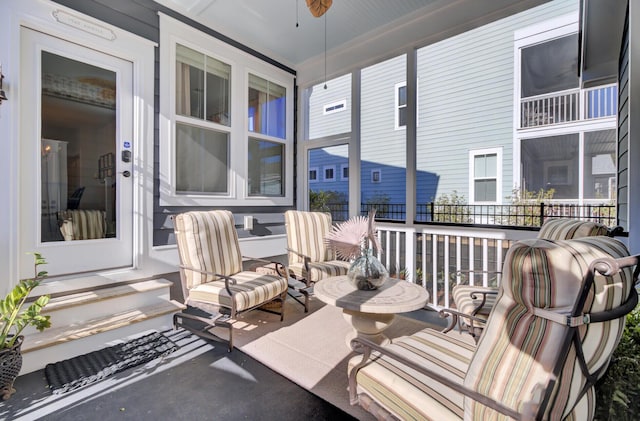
(520, 83), (617, 128)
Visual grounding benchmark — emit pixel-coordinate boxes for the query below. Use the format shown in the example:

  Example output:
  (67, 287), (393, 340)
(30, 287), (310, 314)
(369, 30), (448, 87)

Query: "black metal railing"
(318, 202), (617, 227)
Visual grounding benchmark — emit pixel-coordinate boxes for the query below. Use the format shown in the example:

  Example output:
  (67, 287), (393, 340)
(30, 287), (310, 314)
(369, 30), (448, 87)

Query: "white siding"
(360, 54), (407, 203)
(416, 0), (579, 203)
(307, 73), (351, 139)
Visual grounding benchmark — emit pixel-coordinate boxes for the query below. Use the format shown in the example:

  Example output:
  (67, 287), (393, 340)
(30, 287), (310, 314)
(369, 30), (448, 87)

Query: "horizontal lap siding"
(361, 55), (407, 204)
(617, 12), (630, 229)
(307, 74), (351, 139)
(416, 0), (579, 203)
(52, 0), (295, 247)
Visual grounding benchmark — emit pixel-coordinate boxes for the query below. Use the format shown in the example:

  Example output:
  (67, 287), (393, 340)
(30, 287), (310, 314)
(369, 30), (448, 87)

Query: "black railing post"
(539, 202), (545, 226)
(429, 202), (434, 222)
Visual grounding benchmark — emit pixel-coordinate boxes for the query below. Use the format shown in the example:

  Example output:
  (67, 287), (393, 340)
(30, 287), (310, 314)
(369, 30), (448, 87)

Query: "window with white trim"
(470, 148), (501, 203)
(395, 82), (407, 129)
(309, 167), (318, 183)
(159, 14), (294, 206)
(341, 164), (349, 181)
(371, 169), (382, 183)
(324, 166), (336, 182)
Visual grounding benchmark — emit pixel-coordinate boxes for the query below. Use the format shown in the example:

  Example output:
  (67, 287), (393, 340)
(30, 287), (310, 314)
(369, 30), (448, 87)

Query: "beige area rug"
(228, 297), (442, 419)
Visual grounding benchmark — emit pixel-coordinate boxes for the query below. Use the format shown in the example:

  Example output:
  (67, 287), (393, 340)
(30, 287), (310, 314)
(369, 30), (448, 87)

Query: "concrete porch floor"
(3, 328), (358, 421)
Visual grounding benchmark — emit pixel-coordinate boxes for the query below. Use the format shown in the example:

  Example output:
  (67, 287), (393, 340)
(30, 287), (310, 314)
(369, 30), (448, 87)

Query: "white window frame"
(309, 167), (318, 183)
(469, 147), (502, 204)
(323, 99), (347, 115)
(323, 165), (336, 182)
(340, 164), (349, 181)
(512, 12), (617, 199)
(371, 169), (382, 183)
(395, 82), (407, 130)
(159, 13), (294, 206)
(513, 13), (578, 132)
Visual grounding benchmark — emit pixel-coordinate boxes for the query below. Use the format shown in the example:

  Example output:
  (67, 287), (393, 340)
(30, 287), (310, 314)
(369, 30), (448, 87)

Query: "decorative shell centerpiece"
(325, 210), (389, 290)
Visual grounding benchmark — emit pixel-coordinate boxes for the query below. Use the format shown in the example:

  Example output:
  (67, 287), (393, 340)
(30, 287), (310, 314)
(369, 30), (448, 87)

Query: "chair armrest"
(286, 247), (314, 284)
(179, 264), (237, 295)
(348, 337), (540, 420)
(438, 307), (487, 342)
(285, 247), (312, 262)
(242, 256), (288, 278)
(465, 288), (499, 316)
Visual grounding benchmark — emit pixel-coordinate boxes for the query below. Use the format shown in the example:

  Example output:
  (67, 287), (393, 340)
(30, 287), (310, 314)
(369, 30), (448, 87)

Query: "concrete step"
(19, 278), (186, 374)
(31, 279), (174, 329)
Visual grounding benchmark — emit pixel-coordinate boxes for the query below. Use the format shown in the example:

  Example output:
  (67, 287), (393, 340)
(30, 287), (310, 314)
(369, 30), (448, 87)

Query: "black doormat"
(44, 331), (178, 394)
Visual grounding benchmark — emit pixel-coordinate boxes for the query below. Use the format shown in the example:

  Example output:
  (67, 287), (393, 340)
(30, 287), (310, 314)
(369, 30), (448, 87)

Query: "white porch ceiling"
(156, 0), (552, 84)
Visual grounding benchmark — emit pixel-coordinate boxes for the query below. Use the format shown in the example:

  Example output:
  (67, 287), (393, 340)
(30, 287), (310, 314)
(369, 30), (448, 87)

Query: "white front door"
(19, 27), (134, 277)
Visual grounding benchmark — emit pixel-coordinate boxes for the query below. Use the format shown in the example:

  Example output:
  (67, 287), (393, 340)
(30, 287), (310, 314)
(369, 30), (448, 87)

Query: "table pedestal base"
(342, 309), (395, 351)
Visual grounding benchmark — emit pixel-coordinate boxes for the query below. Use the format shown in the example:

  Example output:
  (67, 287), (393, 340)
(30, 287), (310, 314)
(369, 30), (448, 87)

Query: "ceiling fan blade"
(306, 0), (332, 18)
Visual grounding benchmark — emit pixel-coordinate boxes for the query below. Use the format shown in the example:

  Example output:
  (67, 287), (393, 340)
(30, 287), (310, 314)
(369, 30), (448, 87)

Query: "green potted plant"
(0, 253), (51, 400)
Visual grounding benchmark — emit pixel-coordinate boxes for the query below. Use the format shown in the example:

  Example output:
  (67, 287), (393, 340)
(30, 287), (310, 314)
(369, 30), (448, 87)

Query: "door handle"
(121, 170), (131, 178)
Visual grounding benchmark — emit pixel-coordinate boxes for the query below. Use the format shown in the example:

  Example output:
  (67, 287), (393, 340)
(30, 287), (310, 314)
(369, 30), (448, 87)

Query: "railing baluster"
(443, 235), (450, 308)
(432, 234), (438, 306)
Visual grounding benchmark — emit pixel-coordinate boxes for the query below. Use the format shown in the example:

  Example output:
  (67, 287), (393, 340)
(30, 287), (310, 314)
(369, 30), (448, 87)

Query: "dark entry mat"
(44, 331), (178, 394)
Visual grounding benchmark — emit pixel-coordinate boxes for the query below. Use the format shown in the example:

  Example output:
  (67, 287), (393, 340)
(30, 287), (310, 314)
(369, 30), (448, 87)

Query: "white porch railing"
(520, 88), (579, 128)
(377, 223), (534, 309)
(520, 84), (617, 128)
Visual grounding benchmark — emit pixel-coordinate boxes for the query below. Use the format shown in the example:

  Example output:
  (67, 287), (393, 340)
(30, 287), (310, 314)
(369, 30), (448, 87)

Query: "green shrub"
(433, 190), (472, 223)
(309, 190), (345, 212)
(594, 300), (640, 420)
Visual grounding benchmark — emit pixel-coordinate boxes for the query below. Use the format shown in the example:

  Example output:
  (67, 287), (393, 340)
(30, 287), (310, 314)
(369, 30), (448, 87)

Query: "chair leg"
(173, 311), (234, 352)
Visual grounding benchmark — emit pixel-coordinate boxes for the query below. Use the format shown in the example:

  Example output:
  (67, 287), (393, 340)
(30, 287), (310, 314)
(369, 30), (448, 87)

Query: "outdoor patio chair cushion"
(284, 210), (349, 282)
(350, 235), (633, 420)
(465, 235), (631, 419)
(174, 210), (288, 315)
(452, 218), (612, 327)
(348, 328), (476, 419)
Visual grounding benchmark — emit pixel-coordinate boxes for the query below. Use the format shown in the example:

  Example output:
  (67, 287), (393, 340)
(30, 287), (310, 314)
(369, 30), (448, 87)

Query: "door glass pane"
(41, 52), (117, 242)
(308, 145), (349, 222)
(248, 138), (284, 196)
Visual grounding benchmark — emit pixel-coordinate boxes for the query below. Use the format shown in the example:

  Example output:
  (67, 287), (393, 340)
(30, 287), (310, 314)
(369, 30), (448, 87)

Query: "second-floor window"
(324, 166), (335, 181)
(395, 82), (407, 129)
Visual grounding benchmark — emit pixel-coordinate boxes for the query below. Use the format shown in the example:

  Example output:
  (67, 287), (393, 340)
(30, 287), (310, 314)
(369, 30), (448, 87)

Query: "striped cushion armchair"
(284, 210), (350, 312)
(349, 236), (638, 420)
(450, 218), (616, 340)
(173, 210), (288, 350)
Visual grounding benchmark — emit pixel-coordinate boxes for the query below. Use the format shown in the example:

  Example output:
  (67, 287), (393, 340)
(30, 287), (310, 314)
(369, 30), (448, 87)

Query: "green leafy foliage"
(309, 190), (346, 212)
(594, 301), (640, 420)
(0, 253), (51, 349)
(433, 191), (472, 223)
